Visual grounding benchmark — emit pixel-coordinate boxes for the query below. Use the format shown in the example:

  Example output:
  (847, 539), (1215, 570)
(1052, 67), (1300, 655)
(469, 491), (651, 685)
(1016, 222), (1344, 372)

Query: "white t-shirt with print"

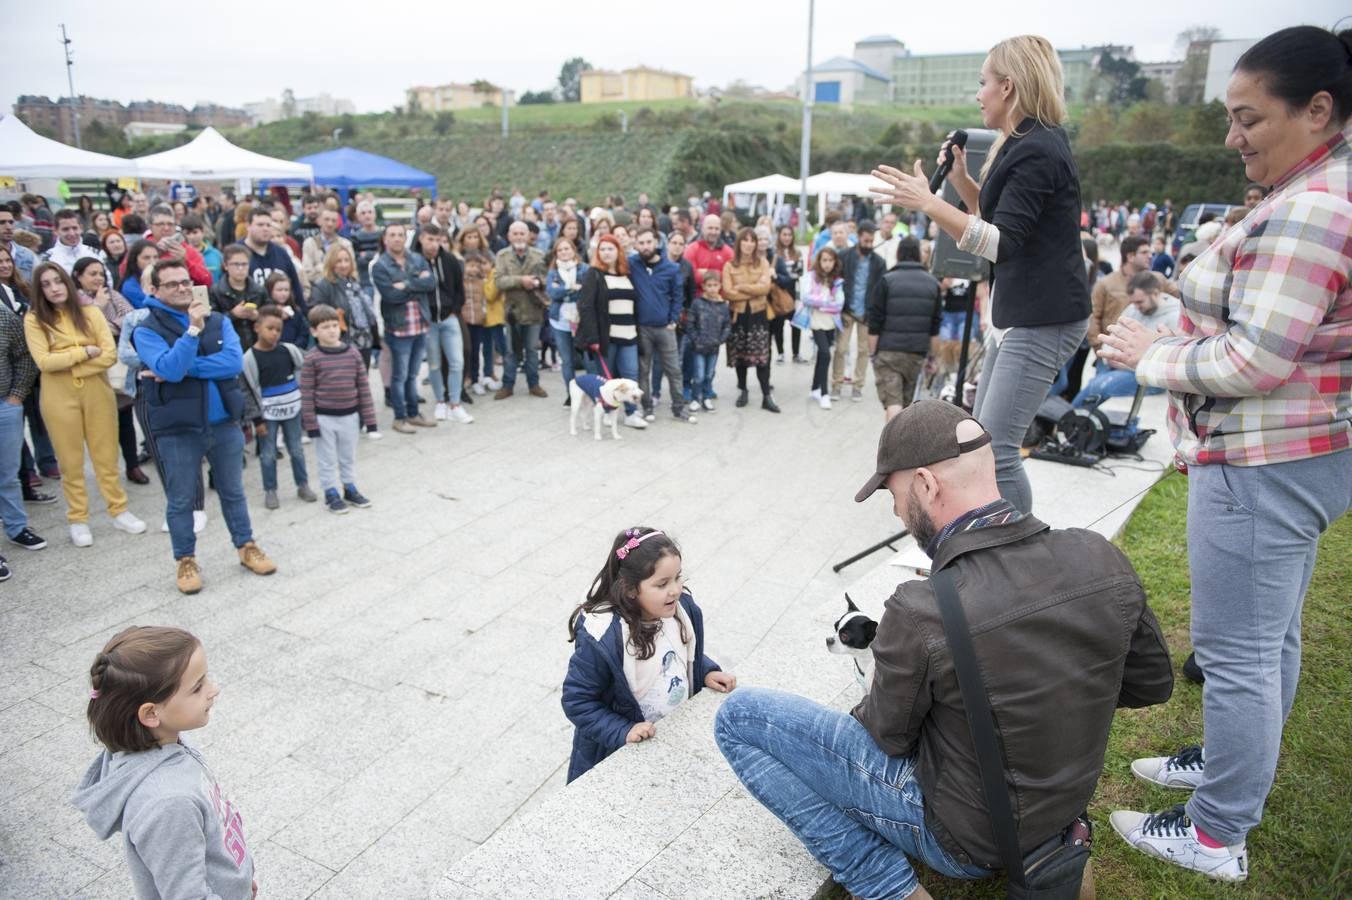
(637, 618), (689, 722)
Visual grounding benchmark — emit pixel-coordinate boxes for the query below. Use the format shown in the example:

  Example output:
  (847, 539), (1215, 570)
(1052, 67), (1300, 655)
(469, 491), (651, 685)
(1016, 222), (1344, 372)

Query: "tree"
(519, 90), (556, 105)
(1120, 103), (1173, 143)
(1177, 100), (1229, 146)
(1077, 105), (1118, 149)
(434, 111), (456, 134)
(281, 88), (297, 120)
(558, 57), (591, 102)
(1098, 50), (1147, 105)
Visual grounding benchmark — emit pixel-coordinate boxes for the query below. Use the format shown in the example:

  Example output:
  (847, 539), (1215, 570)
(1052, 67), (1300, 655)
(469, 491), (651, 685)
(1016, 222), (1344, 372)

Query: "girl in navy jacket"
(563, 527), (737, 783)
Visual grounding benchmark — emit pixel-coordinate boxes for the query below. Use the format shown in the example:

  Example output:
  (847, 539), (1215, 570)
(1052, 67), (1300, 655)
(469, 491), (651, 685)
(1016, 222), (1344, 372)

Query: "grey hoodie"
(71, 742), (254, 900)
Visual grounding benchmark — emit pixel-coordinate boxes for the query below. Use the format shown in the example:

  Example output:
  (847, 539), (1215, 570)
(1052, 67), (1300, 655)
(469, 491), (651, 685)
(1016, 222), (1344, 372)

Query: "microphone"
(928, 130), (969, 194)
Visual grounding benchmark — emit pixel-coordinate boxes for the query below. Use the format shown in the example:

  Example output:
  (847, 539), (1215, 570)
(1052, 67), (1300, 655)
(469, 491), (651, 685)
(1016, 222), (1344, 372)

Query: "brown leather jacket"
(721, 258), (771, 319)
(852, 513), (1172, 868)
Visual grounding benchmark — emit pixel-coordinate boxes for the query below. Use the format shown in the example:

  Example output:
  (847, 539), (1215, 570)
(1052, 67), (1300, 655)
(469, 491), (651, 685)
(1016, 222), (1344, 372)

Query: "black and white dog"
(826, 594), (878, 690)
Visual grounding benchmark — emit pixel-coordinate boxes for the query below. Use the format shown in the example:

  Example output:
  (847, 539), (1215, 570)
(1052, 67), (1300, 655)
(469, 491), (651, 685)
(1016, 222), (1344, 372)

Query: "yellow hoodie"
(23, 306), (116, 382)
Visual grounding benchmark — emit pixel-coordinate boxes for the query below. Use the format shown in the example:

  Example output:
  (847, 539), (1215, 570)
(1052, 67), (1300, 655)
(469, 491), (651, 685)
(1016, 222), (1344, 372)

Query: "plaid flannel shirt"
(1135, 124), (1352, 467)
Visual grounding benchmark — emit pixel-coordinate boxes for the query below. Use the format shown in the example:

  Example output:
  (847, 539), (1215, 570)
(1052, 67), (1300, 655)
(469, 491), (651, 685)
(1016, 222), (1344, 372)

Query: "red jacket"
(682, 239), (733, 299)
(141, 231), (213, 286)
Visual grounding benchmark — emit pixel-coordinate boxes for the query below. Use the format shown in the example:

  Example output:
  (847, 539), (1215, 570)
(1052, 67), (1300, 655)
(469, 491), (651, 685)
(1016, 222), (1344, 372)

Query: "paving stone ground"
(0, 351), (1171, 899)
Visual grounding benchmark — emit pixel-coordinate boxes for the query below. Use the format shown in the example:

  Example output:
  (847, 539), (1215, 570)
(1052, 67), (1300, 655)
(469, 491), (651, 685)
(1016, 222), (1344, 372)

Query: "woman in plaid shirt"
(1100, 26), (1352, 883)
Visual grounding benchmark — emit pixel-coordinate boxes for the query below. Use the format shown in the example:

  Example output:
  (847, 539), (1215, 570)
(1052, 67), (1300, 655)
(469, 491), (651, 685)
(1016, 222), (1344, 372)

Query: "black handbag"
(930, 569), (1093, 899)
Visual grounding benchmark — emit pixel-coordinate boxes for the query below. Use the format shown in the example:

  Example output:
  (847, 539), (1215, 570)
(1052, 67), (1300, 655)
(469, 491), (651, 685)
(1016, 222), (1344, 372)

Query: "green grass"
(826, 472), (1352, 899)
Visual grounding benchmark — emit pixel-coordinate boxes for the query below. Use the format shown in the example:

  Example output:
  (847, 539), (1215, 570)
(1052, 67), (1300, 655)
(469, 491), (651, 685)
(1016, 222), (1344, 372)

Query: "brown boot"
(494, 387), (514, 400)
(528, 384), (548, 398)
(176, 556), (202, 594)
(407, 414), (437, 427)
(391, 419), (415, 434)
(238, 542), (277, 576)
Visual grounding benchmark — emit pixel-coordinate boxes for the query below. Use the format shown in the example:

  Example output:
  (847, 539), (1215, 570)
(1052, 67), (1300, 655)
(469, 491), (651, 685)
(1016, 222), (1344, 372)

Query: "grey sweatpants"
(971, 319), (1087, 514)
(315, 413), (359, 494)
(637, 325), (685, 414)
(1184, 452), (1351, 844)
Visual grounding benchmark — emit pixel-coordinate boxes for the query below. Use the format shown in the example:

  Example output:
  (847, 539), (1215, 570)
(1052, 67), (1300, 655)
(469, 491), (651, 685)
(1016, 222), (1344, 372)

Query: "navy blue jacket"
(562, 592), (720, 783)
(626, 252), (682, 327)
(132, 297), (244, 434)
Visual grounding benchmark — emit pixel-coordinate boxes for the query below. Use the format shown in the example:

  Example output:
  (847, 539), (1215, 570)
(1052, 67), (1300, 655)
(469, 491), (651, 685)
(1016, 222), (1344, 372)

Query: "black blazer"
(978, 119), (1090, 329)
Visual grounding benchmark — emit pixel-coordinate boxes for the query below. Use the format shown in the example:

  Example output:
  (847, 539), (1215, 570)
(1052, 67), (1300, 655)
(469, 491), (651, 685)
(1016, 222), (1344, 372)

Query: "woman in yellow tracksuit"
(23, 263), (145, 546)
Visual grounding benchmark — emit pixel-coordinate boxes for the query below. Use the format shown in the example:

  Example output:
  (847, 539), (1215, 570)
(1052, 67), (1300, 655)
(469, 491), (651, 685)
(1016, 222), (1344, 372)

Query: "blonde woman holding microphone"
(872, 35), (1091, 514)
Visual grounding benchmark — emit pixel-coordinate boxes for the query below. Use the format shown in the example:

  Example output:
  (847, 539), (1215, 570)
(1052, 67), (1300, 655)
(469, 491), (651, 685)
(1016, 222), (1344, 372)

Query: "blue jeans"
(1071, 361), (1160, 407)
(501, 321), (541, 389)
(715, 689), (990, 898)
(258, 413), (307, 492)
(1184, 453), (1352, 845)
(425, 316), (465, 403)
(0, 401), (29, 537)
(689, 352), (719, 402)
(552, 327), (580, 394)
(603, 342), (639, 414)
(939, 309), (979, 341)
(680, 333), (698, 400)
(385, 332), (426, 420)
(157, 421), (254, 560)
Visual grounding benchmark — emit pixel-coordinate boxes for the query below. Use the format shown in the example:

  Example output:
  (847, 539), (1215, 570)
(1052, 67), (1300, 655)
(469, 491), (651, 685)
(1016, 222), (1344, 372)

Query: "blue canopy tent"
(263, 147), (437, 205)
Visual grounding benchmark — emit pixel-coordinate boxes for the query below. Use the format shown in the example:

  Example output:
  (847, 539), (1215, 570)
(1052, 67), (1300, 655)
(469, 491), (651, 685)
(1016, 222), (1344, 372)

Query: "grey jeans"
(315, 413), (359, 494)
(971, 319), (1088, 514)
(1184, 452), (1351, 845)
(637, 325), (684, 413)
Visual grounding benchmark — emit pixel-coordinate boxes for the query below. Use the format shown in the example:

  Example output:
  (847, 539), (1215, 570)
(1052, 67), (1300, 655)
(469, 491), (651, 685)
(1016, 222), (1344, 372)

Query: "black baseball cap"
(854, 400), (992, 502)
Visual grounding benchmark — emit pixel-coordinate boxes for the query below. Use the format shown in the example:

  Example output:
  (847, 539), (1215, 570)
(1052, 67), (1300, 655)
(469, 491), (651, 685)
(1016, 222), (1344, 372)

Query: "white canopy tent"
(134, 127), (313, 186)
(803, 171), (889, 224)
(0, 114), (141, 179)
(721, 173), (806, 225)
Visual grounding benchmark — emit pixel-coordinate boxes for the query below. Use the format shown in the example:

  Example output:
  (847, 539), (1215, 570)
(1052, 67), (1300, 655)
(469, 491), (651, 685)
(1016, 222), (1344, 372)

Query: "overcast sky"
(3, 1), (1343, 115)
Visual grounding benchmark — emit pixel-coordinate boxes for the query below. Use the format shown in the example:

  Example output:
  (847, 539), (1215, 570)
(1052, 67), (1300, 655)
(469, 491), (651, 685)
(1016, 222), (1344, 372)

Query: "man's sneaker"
(237, 542), (277, 575)
(688, 400), (701, 412)
(392, 418), (415, 434)
(0, 556), (9, 581)
(176, 556), (203, 595)
(8, 528), (46, 550)
(343, 486), (372, 509)
(470, 381), (487, 396)
(1182, 651), (1205, 684)
(851, 387), (864, 401)
(434, 402), (449, 421)
(484, 376), (504, 391)
(297, 484), (318, 503)
(494, 387), (514, 400)
(818, 394), (832, 409)
(264, 490), (280, 510)
(701, 398), (716, 413)
(40, 463), (61, 479)
(776, 353), (786, 364)
(448, 405), (474, 424)
(643, 409), (657, 422)
(673, 407), (697, 424)
(22, 486), (57, 504)
(325, 490), (349, 514)
(1110, 805), (1248, 882)
(70, 523), (94, 547)
(408, 414), (437, 427)
(112, 511), (147, 534)
(366, 429), (383, 440)
(529, 384), (549, 398)
(829, 389), (842, 401)
(810, 388), (822, 400)
(623, 412), (649, 429)
(1132, 745), (1205, 790)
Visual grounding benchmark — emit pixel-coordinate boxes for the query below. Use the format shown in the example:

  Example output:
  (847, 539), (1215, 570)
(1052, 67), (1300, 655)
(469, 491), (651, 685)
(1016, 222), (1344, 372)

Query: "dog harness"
(574, 373), (617, 412)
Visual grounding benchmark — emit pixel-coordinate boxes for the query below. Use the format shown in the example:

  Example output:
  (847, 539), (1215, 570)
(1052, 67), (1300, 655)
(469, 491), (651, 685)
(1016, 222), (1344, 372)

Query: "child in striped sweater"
(301, 305), (378, 515)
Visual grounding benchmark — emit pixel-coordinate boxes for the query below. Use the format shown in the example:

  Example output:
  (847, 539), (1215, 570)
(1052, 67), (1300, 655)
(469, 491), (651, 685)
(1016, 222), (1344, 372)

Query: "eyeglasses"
(158, 279), (193, 290)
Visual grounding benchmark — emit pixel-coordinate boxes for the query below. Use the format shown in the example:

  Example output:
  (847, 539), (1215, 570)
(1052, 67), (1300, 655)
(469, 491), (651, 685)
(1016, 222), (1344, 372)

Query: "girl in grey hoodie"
(71, 626), (255, 900)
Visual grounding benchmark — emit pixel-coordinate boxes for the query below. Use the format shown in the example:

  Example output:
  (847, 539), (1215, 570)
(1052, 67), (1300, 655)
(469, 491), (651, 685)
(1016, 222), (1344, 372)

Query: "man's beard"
(905, 485), (938, 553)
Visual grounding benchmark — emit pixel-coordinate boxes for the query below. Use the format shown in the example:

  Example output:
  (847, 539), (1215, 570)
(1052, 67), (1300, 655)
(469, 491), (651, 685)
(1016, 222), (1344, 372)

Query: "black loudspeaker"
(1023, 394), (1073, 447)
(929, 128), (999, 281)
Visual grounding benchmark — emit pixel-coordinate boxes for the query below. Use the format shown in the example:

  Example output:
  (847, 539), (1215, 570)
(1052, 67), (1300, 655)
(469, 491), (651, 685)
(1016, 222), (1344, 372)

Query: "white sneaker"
(70, 523), (93, 547)
(366, 430), (383, 440)
(809, 388), (821, 400)
(112, 511), (147, 535)
(434, 402), (450, 421)
(193, 510), (207, 534)
(448, 405), (474, 423)
(818, 394), (832, 409)
(643, 410), (656, 422)
(1132, 745), (1205, 790)
(301, 434), (312, 444)
(688, 400), (700, 412)
(485, 377), (503, 391)
(470, 382), (486, 396)
(1110, 806), (1248, 882)
(623, 412), (648, 429)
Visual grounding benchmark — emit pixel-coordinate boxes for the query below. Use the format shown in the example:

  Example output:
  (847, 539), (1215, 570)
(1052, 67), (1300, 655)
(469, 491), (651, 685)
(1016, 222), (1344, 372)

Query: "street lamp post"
(61, 24), (81, 148)
(797, 0), (814, 239)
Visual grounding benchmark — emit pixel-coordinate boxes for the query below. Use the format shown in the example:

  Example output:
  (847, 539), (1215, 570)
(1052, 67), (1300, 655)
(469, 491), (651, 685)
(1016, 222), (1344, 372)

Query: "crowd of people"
(3, 20), (1349, 900)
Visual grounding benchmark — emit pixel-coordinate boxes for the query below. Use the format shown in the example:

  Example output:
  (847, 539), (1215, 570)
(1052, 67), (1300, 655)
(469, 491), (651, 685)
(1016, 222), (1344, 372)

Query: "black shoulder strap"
(931, 568), (1027, 886)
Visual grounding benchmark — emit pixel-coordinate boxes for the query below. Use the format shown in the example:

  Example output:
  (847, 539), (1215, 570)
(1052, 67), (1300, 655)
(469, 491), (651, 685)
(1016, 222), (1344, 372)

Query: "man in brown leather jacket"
(715, 400), (1173, 900)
